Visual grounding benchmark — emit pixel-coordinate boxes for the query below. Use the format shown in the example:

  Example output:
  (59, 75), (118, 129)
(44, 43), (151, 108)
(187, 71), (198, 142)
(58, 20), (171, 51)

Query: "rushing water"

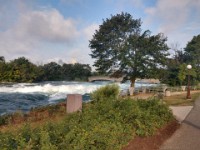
(0, 81), (155, 115)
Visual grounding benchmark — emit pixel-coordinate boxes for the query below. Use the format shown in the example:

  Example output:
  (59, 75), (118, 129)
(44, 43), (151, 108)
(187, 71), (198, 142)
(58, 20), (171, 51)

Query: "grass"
(163, 91), (200, 106)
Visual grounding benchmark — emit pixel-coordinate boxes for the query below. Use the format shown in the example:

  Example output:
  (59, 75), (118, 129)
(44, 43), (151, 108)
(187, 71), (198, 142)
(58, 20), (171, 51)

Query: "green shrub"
(91, 84), (120, 102)
(0, 86), (173, 150)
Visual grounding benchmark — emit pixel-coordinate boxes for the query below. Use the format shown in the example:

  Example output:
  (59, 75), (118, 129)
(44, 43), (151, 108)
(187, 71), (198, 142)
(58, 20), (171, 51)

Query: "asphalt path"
(160, 97), (200, 150)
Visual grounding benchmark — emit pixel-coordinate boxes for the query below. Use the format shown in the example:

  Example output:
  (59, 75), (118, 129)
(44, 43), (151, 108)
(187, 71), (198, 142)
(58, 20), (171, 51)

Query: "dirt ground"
(123, 120), (180, 150)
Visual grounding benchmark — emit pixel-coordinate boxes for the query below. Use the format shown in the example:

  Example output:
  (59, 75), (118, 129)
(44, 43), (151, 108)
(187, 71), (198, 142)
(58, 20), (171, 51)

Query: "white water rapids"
(0, 81), (156, 115)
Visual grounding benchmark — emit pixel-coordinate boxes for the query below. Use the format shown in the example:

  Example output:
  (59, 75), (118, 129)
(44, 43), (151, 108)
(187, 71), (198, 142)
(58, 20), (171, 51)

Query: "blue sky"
(0, 0), (200, 66)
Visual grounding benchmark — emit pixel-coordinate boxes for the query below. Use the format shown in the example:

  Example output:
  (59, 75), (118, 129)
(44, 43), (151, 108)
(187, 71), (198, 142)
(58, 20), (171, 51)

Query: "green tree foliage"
(61, 63), (92, 81)
(0, 57), (92, 83)
(178, 64), (187, 85)
(91, 84), (119, 102)
(178, 64), (196, 85)
(75, 63), (91, 80)
(41, 62), (62, 81)
(160, 43), (192, 86)
(62, 63), (74, 80)
(174, 50), (187, 64)
(163, 35), (200, 86)
(0, 57), (39, 82)
(9, 57), (39, 82)
(89, 12), (169, 88)
(184, 34), (200, 81)
(161, 58), (180, 86)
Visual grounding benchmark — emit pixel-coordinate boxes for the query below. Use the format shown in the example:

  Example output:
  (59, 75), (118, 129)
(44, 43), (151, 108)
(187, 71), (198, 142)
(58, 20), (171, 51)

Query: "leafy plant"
(91, 84), (120, 102)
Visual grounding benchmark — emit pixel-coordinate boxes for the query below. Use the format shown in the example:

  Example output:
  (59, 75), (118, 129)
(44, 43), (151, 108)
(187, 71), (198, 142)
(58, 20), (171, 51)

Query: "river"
(0, 81), (156, 115)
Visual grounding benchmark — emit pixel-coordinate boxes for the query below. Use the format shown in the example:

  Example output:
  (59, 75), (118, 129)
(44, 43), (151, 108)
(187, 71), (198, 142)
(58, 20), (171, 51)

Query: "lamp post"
(186, 64), (192, 99)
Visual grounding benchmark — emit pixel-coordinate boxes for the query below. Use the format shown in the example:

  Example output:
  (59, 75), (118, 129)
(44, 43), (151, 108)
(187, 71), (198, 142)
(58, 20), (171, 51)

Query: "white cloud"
(82, 23), (99, 40)
(0, 8), (80, 61)
(144, 0), (200, 48)
(0, 2), (98, 66)
(14, 9), (79, 43)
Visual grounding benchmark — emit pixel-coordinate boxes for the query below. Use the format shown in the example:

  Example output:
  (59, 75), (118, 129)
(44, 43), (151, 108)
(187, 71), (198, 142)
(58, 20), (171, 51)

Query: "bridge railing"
(88, 76), (123, 82)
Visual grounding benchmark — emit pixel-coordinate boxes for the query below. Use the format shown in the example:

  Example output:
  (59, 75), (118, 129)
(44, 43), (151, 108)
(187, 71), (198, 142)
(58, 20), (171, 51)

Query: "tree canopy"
(157, 35), (200, 86)
(89, 12), (169, 89)
(0, 57), (92, 83)
(184, 34), (200, 80)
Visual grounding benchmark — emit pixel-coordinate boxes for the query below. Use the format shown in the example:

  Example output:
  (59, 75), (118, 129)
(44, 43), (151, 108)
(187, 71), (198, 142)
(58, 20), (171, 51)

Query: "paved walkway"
(169, 106), (193, 123)
(160, 98), (200, 150)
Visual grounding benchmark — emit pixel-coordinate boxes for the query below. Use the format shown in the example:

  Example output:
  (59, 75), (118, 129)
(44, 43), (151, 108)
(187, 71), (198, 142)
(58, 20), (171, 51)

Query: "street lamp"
(186, 64), (192, 99)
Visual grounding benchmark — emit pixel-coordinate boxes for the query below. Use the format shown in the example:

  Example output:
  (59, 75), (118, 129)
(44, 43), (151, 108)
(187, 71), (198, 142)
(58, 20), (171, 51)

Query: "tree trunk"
(129, 78), (136, 96)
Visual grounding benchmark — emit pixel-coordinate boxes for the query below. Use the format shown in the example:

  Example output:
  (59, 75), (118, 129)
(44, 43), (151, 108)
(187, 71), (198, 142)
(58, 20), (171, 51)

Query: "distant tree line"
(0, 57), (92, 83)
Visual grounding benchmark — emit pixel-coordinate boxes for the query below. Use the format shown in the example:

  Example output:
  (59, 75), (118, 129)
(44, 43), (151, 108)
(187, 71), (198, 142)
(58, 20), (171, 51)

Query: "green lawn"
(163, 92), (200, 106)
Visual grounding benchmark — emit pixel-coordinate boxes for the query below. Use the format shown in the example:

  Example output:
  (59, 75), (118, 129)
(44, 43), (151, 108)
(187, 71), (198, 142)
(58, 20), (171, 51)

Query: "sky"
(0, 0), (200, 67)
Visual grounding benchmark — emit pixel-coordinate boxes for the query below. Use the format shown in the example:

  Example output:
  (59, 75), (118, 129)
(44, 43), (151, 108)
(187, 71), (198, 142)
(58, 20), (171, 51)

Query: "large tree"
(184, 34), (200, 81)
(89, 12), (169, 94)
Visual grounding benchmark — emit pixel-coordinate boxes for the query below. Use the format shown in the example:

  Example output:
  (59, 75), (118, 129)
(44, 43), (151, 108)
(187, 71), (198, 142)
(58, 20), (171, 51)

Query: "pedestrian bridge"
(88, 76), (123, 82)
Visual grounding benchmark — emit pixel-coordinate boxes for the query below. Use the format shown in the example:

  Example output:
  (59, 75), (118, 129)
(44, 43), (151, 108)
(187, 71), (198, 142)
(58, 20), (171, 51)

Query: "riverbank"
(0, 81), (111, 115)
(0, 85), (174, 149)
(0, 80), (161, 115)
(1, 89), (199, 128)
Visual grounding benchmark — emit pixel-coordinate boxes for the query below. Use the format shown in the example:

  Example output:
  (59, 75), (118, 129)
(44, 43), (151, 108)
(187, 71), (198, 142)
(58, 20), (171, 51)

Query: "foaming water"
(0, 81), (155, 115)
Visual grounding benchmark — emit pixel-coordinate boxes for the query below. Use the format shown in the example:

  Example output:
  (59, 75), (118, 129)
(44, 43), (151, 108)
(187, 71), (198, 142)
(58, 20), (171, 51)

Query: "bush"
(91, 84), (120, 102)
(0, 86), (173, 149)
